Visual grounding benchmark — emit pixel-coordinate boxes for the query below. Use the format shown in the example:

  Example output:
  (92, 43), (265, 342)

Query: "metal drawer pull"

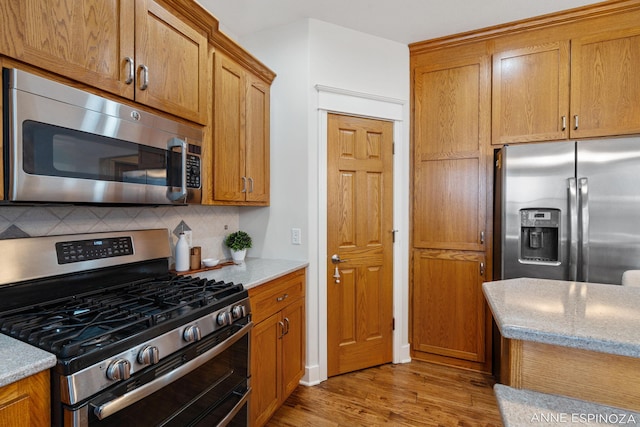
(278, 321), (285, 338)
(574, 114), (579, 130)
(248, 177), (254, 193)
(241, 176), (247, 193)
(276, 293), (288, 302)
(561, 115), (567, 131)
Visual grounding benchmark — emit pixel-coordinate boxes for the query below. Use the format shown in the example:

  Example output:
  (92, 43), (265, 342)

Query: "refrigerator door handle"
(578, 177), (590, 282)
(568, 178), (578, 281)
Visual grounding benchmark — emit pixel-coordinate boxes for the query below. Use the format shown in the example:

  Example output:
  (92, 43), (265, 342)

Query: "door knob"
(331, 254), (348, 264)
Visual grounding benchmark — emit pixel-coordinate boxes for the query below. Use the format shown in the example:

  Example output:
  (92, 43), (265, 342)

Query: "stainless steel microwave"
(2, 68), (202, 205)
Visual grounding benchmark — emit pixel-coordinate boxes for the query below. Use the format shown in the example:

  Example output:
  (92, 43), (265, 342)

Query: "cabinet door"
(0, 370), (50, 427)
(245, 74), (271, 204)
(281, 298), (305, 399)
(212, 53), (272, 205)
(571, 28), (640, 138)
(0, 0), (135, 99)
(250, 312), (281, 427)
(413, 57), (489, 251)
(492, 42), (570, 144)
(411, 250), (486, 363)
(134, 0), (208, 124)
(213, 53), (246, 202)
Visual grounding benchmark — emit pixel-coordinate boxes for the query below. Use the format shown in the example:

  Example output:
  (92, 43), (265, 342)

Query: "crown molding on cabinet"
(409, 0), (640, 54)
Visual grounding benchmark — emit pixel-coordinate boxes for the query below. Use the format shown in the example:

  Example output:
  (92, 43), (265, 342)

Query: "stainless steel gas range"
(0, 229), (250, 426)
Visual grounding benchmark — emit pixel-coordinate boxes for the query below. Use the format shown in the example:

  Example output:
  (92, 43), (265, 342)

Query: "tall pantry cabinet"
(410, 44), (492, 372)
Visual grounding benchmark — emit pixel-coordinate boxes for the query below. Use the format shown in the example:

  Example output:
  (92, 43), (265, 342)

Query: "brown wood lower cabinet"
(248, 269), (306, 427)
(411, 249), (490, 372)
(0, 370), (50, 427)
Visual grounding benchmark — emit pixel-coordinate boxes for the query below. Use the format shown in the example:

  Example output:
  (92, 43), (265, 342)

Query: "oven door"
(63, 322), (251, 427)
(3, 67), (202, 205)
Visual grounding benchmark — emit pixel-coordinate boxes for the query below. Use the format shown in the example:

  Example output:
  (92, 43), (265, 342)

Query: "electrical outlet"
(184, 230), (193, 247)
(291, 228), (302, 245)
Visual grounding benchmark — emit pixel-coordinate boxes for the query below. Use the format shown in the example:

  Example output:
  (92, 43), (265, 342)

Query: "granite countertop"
(0, 257), (307, 389)
(0, 334), (56, 388)
(194, 258), (308, 290)
(483, 278), (640, 358)
(494, 384), (640, 426)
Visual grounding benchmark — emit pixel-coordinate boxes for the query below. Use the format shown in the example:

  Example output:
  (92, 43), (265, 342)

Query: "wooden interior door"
(327, 113), (394, 377)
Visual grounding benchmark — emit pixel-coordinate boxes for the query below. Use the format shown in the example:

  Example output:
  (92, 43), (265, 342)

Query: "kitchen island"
(483, 278), (640, 424)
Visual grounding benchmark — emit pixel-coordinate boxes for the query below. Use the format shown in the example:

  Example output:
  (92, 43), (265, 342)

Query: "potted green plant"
(225, 230), (252, 264)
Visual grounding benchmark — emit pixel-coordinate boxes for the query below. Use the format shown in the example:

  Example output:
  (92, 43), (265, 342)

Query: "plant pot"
(231, 248), (247, 264)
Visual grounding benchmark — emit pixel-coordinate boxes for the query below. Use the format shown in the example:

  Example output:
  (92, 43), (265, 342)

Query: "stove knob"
(232, 305), (245, 319)
(183, 325), (201, 343)
(138, 345), (160, 365)
(106, 359), (131, 381)
(216, 311), (231, 326)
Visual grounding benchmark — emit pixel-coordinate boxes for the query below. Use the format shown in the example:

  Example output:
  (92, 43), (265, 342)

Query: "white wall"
(239, 18), (410, 384)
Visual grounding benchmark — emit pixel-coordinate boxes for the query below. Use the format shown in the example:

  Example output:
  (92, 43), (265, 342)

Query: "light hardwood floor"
(266, 361), (503, 426)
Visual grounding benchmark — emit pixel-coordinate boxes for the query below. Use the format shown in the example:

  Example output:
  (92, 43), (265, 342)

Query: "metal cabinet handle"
(139, 64), (149, 90)
(561, 115), (567, 131)
(480, 231), (485, 245)
(276, 293), (288, 302)
(574, 115), (579, 130)
(283, 317), (290, 335)
(248, 177), (254, 193)
(278, 321), (285, 338)
(480, 262), (485, 276)
(241, 177), (247, 193)
(124, 57), (134, 85)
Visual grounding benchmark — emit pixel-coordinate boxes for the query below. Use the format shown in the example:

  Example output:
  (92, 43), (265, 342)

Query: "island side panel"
(504, 338), (640, 413)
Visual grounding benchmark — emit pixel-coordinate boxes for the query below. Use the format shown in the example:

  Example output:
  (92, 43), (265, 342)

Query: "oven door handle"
(91, 321), (252, 420)
(219, 387), (251, 427)
(166, 137), (188, 202)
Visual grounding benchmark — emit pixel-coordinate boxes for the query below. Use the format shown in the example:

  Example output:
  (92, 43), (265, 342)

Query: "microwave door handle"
(167, 137), (187, 202)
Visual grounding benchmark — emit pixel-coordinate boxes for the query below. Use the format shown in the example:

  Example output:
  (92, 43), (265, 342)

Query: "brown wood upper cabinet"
(493, 27), (640, 144)
(0, 0), (208, 124)
(212, 52), (270, 205)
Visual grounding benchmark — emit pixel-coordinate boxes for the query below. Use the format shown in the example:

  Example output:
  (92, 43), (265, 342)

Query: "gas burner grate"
(0, 275), (244, 358)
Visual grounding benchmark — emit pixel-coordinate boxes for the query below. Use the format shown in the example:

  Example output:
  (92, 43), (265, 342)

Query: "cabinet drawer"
(249, 269), (305, 324)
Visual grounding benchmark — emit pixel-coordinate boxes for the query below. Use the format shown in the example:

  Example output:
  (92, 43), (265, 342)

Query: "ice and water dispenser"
(519, 208), (560, 264)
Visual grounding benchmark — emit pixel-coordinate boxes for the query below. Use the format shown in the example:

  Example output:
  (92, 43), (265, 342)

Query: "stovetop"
(0, 275), (245, 359)
(0, 229), (249, 374)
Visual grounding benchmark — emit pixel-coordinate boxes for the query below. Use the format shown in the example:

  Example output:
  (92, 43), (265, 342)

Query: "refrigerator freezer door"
(501, 141), (576, 280)
(577, 137), (640, 284)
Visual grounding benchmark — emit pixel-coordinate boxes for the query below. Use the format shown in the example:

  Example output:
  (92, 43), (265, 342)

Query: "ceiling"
(198, 0), (601, 45)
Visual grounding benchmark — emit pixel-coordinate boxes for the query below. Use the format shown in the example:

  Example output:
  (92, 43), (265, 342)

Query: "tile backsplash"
(0, 205), (239, 264)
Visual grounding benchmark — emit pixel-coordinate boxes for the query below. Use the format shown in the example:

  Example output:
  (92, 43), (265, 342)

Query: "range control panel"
(56, 237), (134, 264)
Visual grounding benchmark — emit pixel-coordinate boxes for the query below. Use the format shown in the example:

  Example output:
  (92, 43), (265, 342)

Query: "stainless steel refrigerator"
(494, 137), (640, 285)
